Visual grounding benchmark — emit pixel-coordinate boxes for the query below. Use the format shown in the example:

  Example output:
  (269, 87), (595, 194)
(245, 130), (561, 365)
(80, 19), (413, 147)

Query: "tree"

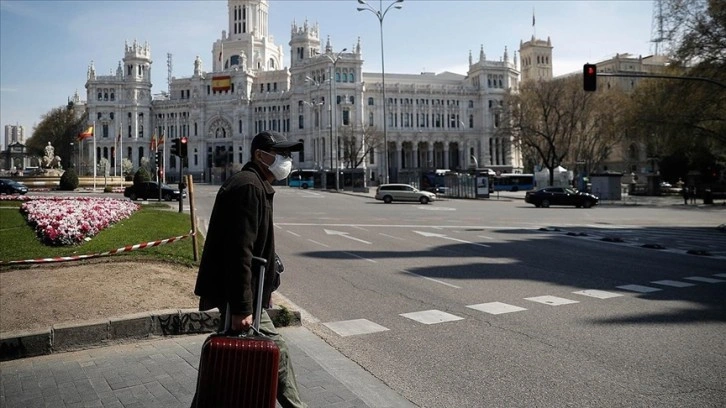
(623, 0), (726, 181)
(121, 158), (133, 178)
(338, 125), (384, 169)
(502, 76), (598, 186)
(27, 105), (87, 167)
(570, 87), (632, 175)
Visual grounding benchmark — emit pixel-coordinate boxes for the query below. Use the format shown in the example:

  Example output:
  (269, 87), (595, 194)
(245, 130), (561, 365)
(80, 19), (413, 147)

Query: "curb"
(0, 306), (300, 362)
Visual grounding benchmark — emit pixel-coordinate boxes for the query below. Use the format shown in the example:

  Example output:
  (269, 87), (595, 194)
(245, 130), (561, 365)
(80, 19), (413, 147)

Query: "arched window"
(335, 72), (341, 82)
(368, 97), (374, 106)
(349, 73), (355, 82)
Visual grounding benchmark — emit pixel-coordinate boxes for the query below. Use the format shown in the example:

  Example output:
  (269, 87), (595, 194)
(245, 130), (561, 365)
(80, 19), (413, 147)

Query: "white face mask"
(262, 151), (293, 180)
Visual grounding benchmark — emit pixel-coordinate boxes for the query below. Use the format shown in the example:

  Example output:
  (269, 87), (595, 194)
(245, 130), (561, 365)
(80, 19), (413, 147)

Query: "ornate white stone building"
(83, 0), (528, 184)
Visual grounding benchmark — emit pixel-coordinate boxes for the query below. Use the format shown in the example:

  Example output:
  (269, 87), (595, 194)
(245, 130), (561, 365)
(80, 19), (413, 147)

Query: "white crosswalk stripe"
(616, 284), (662, 293)
(524, 295), (579, 306)
(684, 276), (725, 283)
(323, 319), (389, 337)
(467, 302), (527, 315)
(572, 289), (623, 299)
(651, 280), (696, 288)
(400, 310), (464, 325)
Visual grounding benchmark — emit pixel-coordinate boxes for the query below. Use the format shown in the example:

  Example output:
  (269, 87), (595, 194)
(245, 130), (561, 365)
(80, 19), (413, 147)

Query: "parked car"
(375, 184), (436, 204)
(524, 187), (599, 208)
(0, 178), (29, 195)
(124, 181), (185, 201)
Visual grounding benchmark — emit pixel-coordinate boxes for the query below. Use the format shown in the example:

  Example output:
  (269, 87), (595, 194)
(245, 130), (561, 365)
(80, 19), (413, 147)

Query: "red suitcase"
(194, 257), (280, 408)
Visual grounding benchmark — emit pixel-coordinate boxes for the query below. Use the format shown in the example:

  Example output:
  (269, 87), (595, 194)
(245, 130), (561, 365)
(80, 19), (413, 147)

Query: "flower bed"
(20, 197), (139, 246)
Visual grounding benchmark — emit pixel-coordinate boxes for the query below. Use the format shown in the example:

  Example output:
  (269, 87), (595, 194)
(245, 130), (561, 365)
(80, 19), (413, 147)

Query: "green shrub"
(58, 167), (79, 191)
(103, 186), (113, 193)
(133, 167), (151, 186)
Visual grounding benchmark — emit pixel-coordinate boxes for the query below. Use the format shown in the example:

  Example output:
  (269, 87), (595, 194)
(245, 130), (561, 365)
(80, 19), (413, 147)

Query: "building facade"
(82, 0), (526, 185)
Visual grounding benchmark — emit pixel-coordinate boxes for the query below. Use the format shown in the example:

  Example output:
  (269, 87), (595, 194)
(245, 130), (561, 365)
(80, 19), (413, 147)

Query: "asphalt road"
(193, 185), (725, 407)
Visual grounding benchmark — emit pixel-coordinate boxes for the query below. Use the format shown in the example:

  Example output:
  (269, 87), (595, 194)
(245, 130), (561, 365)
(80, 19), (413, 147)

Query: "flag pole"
(113, 130), (117, 178)
(162, 130), (166, 184)
(119, 124), (123, 187)
(92, 121), (97, 191)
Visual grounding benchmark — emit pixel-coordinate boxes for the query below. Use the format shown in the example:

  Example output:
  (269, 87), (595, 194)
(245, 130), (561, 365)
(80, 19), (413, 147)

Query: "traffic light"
(170, 138), (181, 156)
(155, 150), (162, 164)
(180, 136), (188, 158)
(583, 63), (597, 91)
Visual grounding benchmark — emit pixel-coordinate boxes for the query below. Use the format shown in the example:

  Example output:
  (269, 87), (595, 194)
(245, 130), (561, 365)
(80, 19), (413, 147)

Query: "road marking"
(324, 229), (372, 245)
(379, 233), (405, 241)
(400, 310), (464, 325)
(323, 319), (389, 337)
(616, 284), (662, 293)
(684, 276), (725, 283)
(417, 206), (456, 211)
(467, 302), (527, 315)
(286, 230), (301, 237)
(307, 239), (329, 248)
(477, 235), (495, 240)
(414, 231), (491, 247)
(572, 289), (623, 299)
(404, 271), (461, 289)
(651, 280), (696, 288)
(524, 295), (579, 306)
(342, 251), (377, 263)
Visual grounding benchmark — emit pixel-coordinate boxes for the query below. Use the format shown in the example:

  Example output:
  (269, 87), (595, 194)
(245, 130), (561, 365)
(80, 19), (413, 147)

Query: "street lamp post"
(324, 48), (347, 191)
(69, 142), (74, 171)
(357, 0), (403, 185)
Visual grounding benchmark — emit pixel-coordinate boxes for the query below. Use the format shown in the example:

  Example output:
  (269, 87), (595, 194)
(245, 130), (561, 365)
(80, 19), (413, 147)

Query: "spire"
(504, 46), (509, 62)
(479, 44), (485, 62)
(356, 37), (361, 55)
(325, 35), (332, 54)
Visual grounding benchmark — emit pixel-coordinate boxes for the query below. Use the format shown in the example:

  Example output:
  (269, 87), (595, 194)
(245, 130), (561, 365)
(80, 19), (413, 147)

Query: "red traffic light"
(180, 137), (188, 158)
(583, 63), (597, 92)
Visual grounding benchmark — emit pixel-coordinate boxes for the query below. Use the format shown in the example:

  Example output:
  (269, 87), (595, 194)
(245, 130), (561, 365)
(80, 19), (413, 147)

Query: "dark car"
(124, 181), (186, 201)
(0, 178), (29, 195)
(524, 187), (599, 208)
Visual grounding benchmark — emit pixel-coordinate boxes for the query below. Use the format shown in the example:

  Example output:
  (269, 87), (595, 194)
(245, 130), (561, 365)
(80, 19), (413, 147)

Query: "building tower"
(519, 35), (553, 82)
(289, 19), (321, 68)
(122, 40), (153, 142)
(215, 0), (284, 73)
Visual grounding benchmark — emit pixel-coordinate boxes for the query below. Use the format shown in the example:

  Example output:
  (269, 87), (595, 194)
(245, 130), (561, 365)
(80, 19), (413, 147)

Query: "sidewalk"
(0, 326), (416, 408)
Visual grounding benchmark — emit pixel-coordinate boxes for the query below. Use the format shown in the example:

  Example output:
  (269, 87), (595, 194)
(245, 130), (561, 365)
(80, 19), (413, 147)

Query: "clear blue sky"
(0, 0), (655, 134)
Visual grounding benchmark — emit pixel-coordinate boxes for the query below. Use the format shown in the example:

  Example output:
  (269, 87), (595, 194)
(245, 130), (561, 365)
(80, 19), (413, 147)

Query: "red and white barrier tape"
(0, 230), (195, 266)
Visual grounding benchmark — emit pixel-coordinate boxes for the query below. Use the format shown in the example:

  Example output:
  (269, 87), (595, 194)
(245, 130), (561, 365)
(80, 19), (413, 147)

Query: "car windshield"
(564, 187), (578, 194)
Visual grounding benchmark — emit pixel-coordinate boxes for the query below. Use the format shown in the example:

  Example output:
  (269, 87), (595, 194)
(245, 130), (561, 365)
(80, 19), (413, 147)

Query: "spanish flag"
(77, 126), (93, 141)
(157, 133), (165, 146)
(150, 134), (157, 150)
(212, 75), (231, 92)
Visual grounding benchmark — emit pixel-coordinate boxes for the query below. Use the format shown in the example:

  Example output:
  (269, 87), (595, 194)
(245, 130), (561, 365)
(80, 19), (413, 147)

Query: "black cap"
(250, 131), (303, 156)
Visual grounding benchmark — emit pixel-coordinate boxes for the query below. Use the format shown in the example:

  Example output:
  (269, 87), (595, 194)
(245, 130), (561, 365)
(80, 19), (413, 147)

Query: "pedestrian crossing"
(321, 274), (725, 337)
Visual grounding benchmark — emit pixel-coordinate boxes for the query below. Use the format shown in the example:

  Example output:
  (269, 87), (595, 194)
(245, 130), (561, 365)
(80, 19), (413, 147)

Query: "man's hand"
(231, 314), (253, 331)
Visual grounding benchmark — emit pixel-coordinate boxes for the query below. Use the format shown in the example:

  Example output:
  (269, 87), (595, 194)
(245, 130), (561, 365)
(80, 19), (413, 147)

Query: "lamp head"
(356, 7), (366, 11)
(357, 0), (366, 4)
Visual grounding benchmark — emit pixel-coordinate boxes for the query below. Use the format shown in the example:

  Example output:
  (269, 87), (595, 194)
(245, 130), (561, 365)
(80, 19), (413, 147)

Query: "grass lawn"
(0, 200), (202, 267)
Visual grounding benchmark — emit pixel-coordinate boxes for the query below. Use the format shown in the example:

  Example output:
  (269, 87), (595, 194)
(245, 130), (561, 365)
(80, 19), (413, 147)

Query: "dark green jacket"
(194, 162), (276, 316)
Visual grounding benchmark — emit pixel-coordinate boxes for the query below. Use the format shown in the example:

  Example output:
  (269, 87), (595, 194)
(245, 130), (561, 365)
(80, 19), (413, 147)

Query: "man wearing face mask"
(193, 131), (307, 407)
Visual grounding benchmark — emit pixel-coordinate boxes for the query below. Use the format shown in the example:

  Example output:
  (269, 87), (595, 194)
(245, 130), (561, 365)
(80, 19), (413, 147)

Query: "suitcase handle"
(223, 256), (268, 336)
